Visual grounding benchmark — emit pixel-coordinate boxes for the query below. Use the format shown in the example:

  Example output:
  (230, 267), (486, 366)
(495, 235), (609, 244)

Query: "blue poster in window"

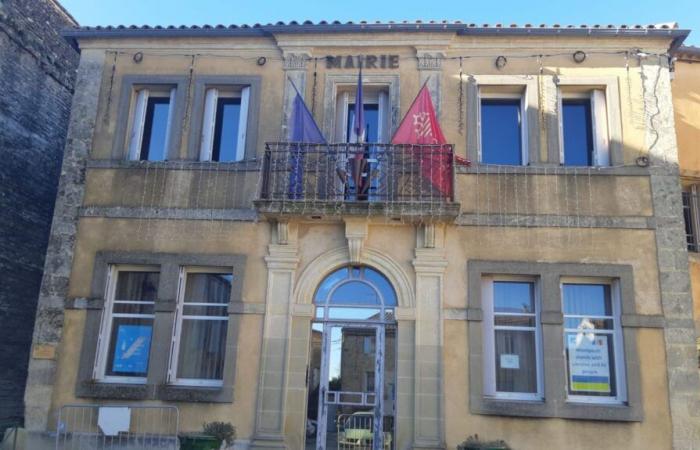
(112, 325), (152, 374)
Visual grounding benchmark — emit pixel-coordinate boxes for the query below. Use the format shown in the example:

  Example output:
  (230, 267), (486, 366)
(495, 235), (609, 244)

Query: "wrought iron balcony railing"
(255, 142), (460, 220)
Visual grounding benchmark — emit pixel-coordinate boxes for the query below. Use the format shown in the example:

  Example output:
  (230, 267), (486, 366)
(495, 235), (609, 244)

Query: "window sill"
(75, 380), (150, 400)
(157, 384), (233, 403)
(471, 395), (641, 422)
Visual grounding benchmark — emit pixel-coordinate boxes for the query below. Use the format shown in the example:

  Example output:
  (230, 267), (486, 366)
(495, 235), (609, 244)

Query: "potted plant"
(458, 434), (510, 450)
(179, 421), (235, 450)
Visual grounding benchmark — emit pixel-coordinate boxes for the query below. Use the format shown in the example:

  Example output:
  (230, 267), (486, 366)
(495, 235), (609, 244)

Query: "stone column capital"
(282, 50), (312, 71)
(415, 50), (447, 71)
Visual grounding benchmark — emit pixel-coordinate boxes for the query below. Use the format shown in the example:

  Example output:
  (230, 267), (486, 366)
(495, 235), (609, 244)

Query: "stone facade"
(0, 0), (78, 429)
(22, 22), (700, 450)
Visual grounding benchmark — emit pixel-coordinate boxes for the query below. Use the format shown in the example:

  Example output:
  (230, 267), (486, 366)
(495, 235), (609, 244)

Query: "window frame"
(127, 87), (177, 161)
(167, 266), (233, 387)
(561, 276), (627, 405)
(113, 75), (187, 161)
(188, 75), (261, 162)
(93, 264), (159, 385)
(199, 86), (251, 162)
(477, 91), (529, 166)
(558, 89), (610, 167)
(554, 77), (622, 166)
(481, 275), (544, 401)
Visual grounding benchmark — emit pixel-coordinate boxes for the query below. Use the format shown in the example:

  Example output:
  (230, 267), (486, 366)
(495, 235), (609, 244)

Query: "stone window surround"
(467, 260), (657, 422)
(321, 73), (401, 143)
(554, 76), (623, 166)
(186, 75), (262, 161)
(111, 75), (189, 160)
(466, 75), (540, 165)
(75, 251), (246, 403)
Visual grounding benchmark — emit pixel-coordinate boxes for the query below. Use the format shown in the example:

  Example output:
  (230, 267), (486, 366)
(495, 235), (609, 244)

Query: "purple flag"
(287, 83), (326, 199)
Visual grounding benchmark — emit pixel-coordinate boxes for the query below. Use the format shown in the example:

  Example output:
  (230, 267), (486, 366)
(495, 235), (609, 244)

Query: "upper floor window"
(559, 89), (610, 166)
(479, 89), (527, 165)
(562, 279), (626, 404)
(482, 276), (543, 400)
(335, 86), (390, 143)
(683, 188), (699, 252)
(127, 87), (176, 161)
(199, 87), (250, 162)
(94, 266), (158, 383)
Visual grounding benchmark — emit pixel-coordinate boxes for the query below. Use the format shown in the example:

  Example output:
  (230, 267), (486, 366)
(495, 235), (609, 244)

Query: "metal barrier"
(55, 405), (179, 450)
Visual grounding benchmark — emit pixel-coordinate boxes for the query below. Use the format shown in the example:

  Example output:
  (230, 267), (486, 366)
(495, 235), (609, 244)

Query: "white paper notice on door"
(500, 354), (520, 369)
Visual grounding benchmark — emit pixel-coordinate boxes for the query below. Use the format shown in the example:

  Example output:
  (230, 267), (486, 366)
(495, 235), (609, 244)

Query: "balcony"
(254, 142), (460, 221)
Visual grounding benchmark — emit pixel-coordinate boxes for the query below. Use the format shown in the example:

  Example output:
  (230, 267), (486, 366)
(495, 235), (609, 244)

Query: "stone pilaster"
(23, 49), (106, 432)
(251, 222), (299, 449)
(412, 224), (446, 449)
(281, 51), (311, 139)
(643, 58), (700, 449)
(415, 50), (445, 117)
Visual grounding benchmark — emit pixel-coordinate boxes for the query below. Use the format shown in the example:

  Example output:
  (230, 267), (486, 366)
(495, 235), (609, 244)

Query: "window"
(127, 87), (176, 161)
(683, 188), (699, 252)
(335, 88), (389, 143)
(95, 266), (158, 383)
(199, 87), (250, 162)
(365, 371), (375, 392)
(559, 90), (610, 166)
(168, 268), (232, 386)
(479, 94), (526, 165)
(482, 276), (542, 400)
(562, 279), (626, 403)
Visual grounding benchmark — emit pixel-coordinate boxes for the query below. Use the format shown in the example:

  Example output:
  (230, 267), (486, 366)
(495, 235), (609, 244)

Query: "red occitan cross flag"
(390, 85), (453, 196)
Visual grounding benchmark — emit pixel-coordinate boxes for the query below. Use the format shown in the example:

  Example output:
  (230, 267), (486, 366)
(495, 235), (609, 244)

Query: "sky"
(60, 0), (700, 47)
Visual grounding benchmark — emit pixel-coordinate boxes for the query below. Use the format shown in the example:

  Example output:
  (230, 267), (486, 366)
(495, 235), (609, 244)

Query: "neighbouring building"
(0, 0), (78, 432)
(24, 20), (700, 450)
(673, 46), (700, 366)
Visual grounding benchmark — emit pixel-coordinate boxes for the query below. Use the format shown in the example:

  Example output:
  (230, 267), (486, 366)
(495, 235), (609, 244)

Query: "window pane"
(213, 98), (242, 162)
(314, 268), (348, 303)
(183, 304), (228, 317)
(564, 317), (614, 330)
(327, 307), (382, 320)
(481, 99), (522, 165)
(140, 97), (170, 161)
(115, 272), (159, 301)
(184, 273), (232, 304)
(113, 302), (155, 315)
(495, 329), (538, 394)
(562, 99), (594, 166)
(105, 317), (153, 377)
(494, 315), (536, 327)
(493, 281), (534, 313)
(177, 319), (227, 380)
(363, 268), (397, 306)
(563, 284), (612, 317)
(329, 281), (379, 305)
(565, 332), (617, 397)
(347, 103), (380, 143)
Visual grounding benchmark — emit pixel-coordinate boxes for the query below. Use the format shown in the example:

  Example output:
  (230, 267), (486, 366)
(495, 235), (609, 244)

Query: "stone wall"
(0, 0), (78, 429)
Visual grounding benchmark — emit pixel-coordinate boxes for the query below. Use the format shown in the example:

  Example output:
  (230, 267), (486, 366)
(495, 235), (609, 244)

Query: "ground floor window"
(95, 266), (158, 383)
(562, 279), (626, 403)
(481, 276), (542, 400)
(168, 268), (232, 386)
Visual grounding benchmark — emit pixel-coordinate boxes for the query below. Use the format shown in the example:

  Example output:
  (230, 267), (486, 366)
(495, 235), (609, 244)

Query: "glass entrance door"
(311, 323), (394, 450)
(306, 266), (398, 450)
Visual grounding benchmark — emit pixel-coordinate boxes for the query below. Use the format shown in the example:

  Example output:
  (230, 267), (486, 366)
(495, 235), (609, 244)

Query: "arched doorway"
(305, 266), (397, 450)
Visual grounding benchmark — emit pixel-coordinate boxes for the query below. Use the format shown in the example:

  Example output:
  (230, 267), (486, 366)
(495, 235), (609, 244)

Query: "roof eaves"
(61, 22), (690, 51)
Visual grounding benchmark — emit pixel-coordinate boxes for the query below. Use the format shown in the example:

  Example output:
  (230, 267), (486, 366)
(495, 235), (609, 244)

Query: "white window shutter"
(235, 86), (250, 161)
(557, 89), (565, 165)
(200, 88), (219, 161)
(378, 90), (389, 143)
(336, 91), (349, 143)
(127, 89), (149, 160)
(476, 87), (483, 163)
(93, 266), (114, 379)
(519, 93), (528, 166)
(161, 87), (177, 161)
(592, 89), (610, 166)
